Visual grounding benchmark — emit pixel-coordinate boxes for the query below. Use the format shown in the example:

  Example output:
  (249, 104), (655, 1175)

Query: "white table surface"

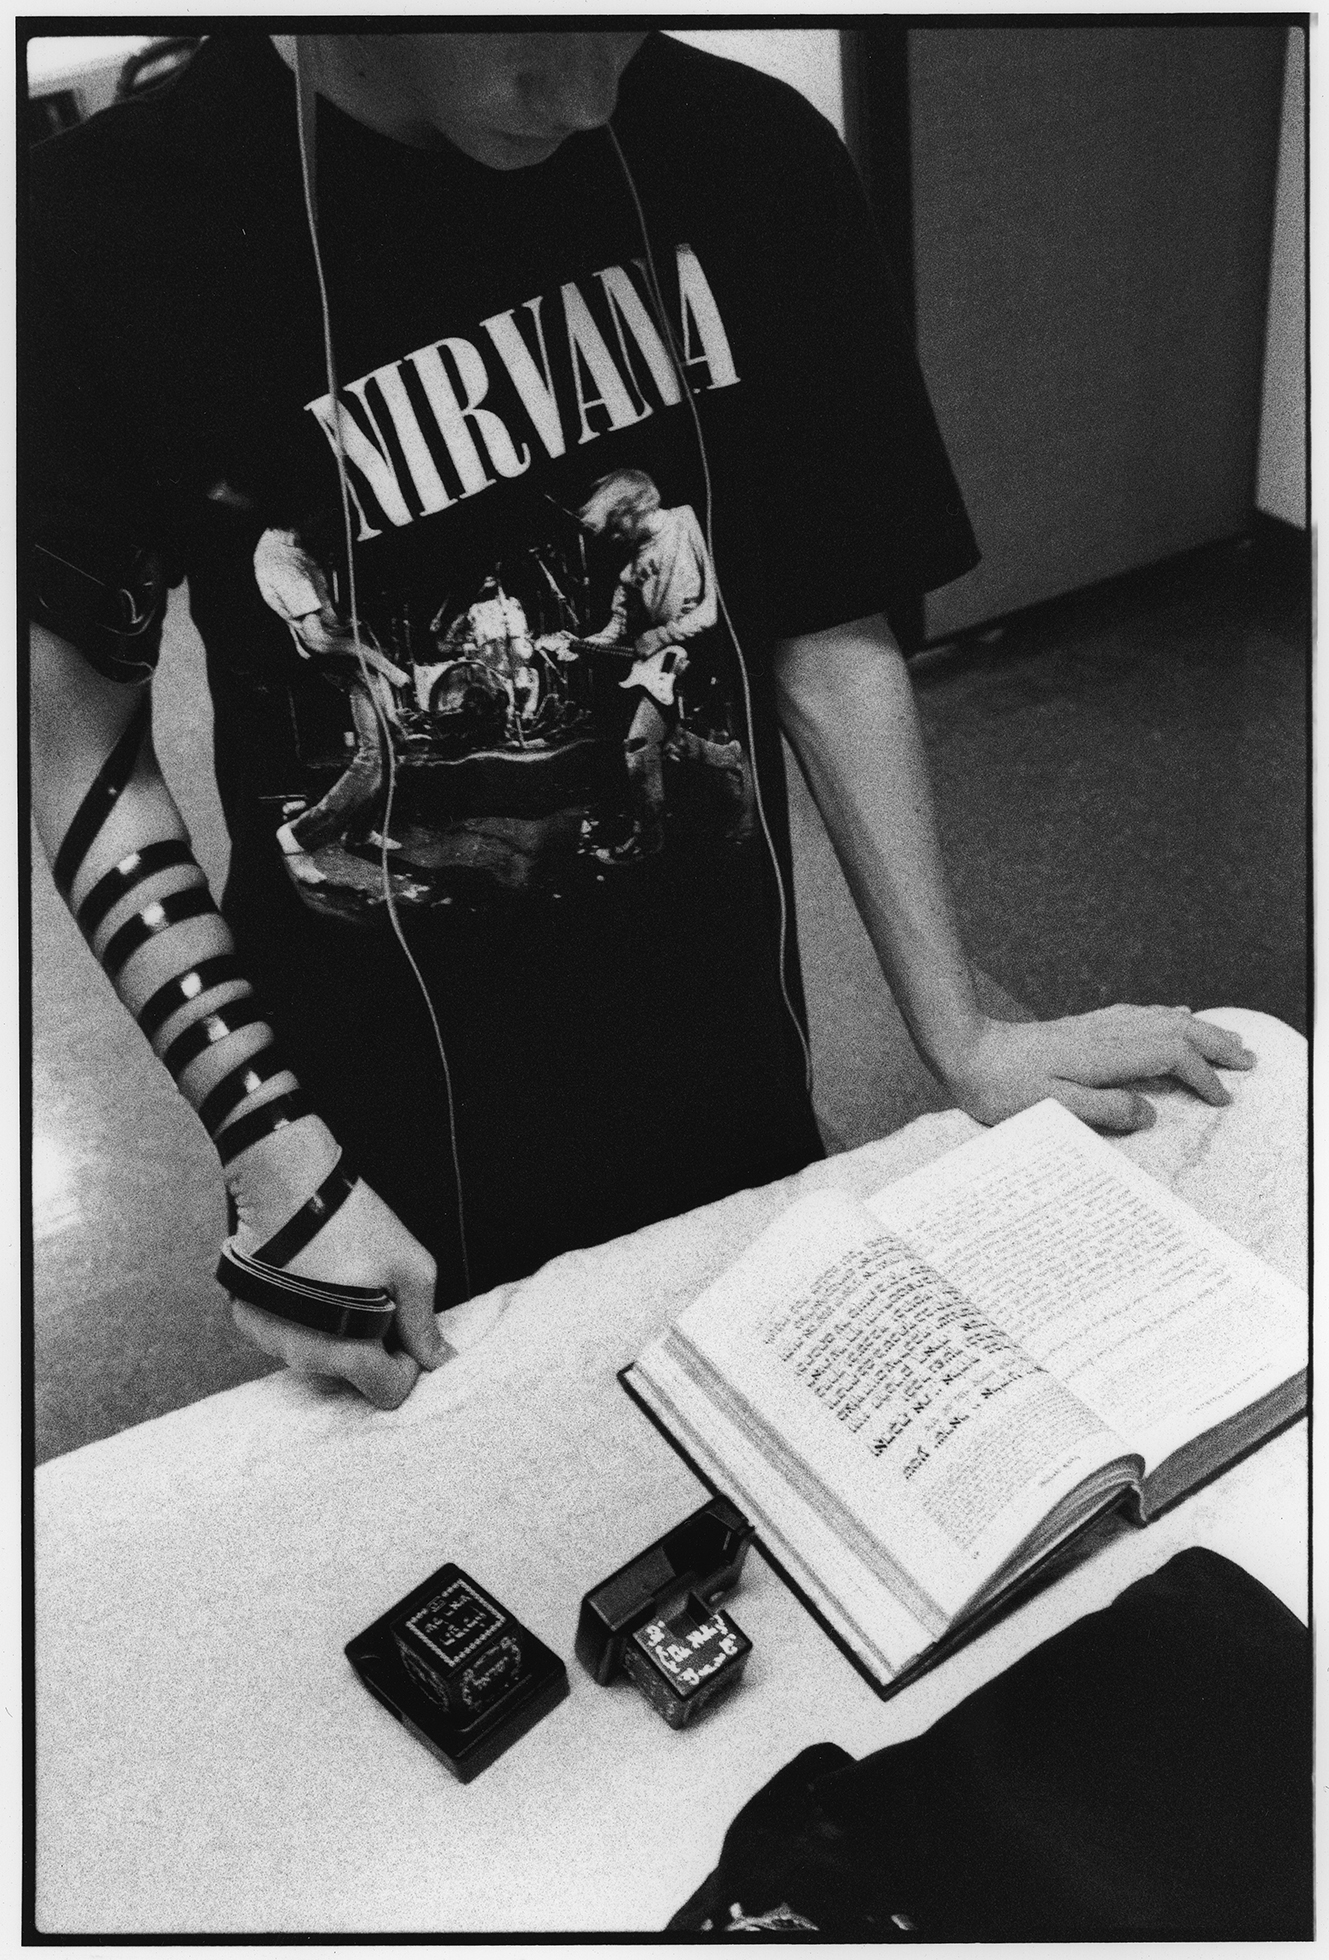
(35, 1008), (1307, 1935)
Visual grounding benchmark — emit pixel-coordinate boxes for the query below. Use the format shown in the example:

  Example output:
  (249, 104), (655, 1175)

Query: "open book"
(624, 1100), (1306, 1694)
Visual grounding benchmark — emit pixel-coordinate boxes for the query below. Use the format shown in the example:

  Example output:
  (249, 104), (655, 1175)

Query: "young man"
(254, 524), (408, 885)
(28, 31), (1251, 1411)
(578, 467), (718, 861)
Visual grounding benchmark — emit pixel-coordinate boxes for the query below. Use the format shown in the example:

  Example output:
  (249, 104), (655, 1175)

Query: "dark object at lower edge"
(669, 1549), (1312, 1940)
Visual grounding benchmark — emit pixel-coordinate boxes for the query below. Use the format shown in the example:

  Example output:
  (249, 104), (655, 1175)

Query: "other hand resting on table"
(942, 1004), (1254, 1132)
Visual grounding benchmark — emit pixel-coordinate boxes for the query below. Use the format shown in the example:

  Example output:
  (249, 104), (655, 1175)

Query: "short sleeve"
(25, 137), (175, 680)
(749, 108), (979, 640)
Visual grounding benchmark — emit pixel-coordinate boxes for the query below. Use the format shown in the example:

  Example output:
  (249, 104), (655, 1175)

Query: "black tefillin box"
(345, 1498), (756, 1779)
(576, 1496), (756, 1727)
(346, 1564), (568, 1783)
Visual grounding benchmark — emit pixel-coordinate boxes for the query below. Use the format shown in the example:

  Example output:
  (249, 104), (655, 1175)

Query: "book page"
(657, 1188), (1131, 1630)
(867, 1101), (1307, 1476)
(627, 1347), (941, 1684)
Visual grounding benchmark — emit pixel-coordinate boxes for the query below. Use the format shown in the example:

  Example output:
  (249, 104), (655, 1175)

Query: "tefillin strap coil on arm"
(51, 688), (394, 1340)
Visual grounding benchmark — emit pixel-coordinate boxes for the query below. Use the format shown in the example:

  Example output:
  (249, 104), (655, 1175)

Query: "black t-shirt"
(29, 33), (978, 1300)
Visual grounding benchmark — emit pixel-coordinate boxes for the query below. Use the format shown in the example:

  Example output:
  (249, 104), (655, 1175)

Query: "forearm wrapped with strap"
(53, 686), (392, 1339)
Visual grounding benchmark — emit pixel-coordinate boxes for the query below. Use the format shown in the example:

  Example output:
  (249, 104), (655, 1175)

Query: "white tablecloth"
(35, 1008), (1306, 1934)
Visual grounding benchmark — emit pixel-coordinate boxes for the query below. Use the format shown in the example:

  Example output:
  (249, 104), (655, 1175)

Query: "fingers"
(337, 1342), (421, 1412)
(1165, 1039), (1231, 1107)
(1148, 1007), (1252, 1104)
(1186, 1016), (1257, 1071)
(292, 1179), (445, 1373)
(237, 1180), (445, 1402)
(958, 1006), (1257, 1139)
(1052, 1006), (1254, 1097)
(1050, 1007), (1252, 1123)
(1052, 1082), (1155, 1134)
(230, 1301), (421, 1410)
(388, 1246), (446, 1373)
(1151, 1006), (1256, 1076)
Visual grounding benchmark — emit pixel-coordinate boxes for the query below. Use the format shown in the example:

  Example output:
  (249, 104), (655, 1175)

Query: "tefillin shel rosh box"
(346, 1564), (568, 1782)
(576, 1496), (755, 1728)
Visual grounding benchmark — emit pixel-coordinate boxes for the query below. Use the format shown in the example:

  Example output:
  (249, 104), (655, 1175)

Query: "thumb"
(347, 1342), (422, 1412)
(387, 1245), (446, 1373)
(1054, 1082), (1156, 1135)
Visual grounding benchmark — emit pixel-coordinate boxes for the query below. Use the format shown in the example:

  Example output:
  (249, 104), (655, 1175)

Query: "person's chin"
(462, 126), (573, 170)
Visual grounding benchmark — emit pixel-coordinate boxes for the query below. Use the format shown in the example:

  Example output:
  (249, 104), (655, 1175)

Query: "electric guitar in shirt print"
(551, 635), (688, 709)
(262, 474), (750, 911)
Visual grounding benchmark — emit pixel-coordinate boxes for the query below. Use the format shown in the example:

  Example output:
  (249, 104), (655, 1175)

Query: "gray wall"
(907, 25), (1288, 638)
(1256, 27), (1306, 528)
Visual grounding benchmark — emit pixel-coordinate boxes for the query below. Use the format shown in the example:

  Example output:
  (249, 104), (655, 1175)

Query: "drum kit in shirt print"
(263, 467), (757, 917)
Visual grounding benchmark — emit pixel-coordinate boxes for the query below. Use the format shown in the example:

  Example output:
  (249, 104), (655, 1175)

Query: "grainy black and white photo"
(25, 17), (1310, 1940)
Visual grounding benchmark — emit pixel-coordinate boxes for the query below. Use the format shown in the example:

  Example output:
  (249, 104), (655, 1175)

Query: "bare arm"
(773, 612), (1253, 1130)
(31, 622), (443, 1405)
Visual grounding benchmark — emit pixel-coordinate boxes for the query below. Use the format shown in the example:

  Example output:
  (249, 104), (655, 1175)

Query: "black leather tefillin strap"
(216, 1241), (394, 1339)
(101, 885), (217, 985)
(257, 1159), (360, 1266)
(213, 1089), (313, 1167)
(216, 1157), (395, 1341)
(137, 955), (247, 1041)
(161, 998), (269, 1080)
(54, 694), (392, 1340)
(52, 691), (152, 900)
(75, 838), (196, 941)
(196, 1048), (291, 1137)
(51, 692), (286, 1161)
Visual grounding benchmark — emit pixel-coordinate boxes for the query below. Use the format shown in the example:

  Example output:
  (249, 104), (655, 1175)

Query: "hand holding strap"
(217, 1156), (394, 1341)
(217, 1245), (394, 1340)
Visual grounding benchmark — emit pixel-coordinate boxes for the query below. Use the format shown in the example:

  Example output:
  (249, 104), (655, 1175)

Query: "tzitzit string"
(607, 122), (814, 1095)
(294, 40), (472, 1296)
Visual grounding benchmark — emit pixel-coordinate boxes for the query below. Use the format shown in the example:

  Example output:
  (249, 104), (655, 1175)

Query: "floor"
(30, 523), (1308, 1463)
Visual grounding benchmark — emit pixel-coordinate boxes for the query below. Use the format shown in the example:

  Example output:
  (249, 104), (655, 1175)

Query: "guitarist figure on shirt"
(574, 469), (719, 864)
